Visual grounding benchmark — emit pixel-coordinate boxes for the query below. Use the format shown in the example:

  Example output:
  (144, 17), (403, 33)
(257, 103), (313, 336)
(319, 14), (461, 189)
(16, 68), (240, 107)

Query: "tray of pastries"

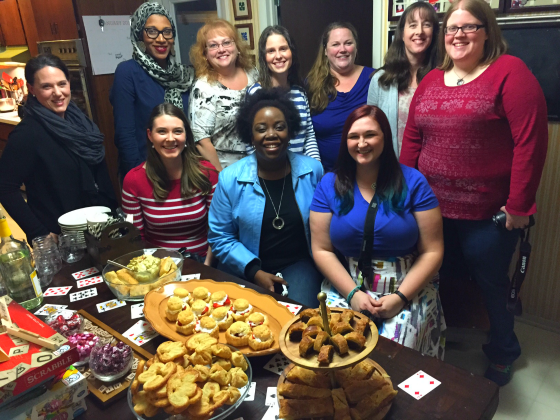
(279, 308), (378, 369)
(128, 335), (252, 419)
(143, 280), (294, 357)
(277, 359), (397, 420)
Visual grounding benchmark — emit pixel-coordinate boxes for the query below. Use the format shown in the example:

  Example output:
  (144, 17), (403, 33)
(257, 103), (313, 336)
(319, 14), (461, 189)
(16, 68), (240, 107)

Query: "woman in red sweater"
(122, 103), (218, 264)
(400, 0), (548, 385)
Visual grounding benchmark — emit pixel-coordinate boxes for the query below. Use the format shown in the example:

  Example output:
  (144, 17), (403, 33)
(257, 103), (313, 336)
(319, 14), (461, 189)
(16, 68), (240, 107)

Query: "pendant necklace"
(260, 163), (288, 230)
(452, 64), (478, 86)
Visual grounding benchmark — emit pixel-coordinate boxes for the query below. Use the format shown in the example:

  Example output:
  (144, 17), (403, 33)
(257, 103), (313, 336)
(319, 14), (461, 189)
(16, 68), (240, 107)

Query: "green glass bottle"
(0, 209), (43, 310)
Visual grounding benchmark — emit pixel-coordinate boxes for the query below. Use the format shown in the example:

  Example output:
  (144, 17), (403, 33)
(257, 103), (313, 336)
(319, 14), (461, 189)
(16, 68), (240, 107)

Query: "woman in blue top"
(307, 22), (374, 171)
(208, 88), (324, 307)
(247, 25), (320, 161)
(110, 2), (194, 179)
(310, 105), (445, 358)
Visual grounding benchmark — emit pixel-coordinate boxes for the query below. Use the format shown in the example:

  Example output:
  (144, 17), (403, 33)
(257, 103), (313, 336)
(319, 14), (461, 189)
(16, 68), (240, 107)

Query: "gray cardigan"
(367, 70), (400, 157)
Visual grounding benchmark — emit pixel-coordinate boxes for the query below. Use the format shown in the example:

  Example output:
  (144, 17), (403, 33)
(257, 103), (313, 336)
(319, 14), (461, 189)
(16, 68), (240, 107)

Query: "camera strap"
(507, 227), (532, 315)
(358, 195), (379, 290)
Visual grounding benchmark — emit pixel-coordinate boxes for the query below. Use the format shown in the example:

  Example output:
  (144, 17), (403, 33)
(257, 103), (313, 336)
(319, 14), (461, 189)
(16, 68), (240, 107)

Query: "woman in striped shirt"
(122, 103), (218, 264)
(247, 26), (320, 161)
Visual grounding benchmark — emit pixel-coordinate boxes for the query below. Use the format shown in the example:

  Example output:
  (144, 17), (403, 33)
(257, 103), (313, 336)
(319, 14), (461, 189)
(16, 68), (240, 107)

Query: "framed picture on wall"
(235, 23), (254, 50)
(388, 0), (505, 21)
(506, 0), (560, 14)
(232, 0), (252, 20)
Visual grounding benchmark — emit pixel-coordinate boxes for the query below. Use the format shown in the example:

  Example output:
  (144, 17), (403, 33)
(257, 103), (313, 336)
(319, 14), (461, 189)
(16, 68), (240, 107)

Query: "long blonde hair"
(189, 19), (253, 83)
(307, 22), (359, 114)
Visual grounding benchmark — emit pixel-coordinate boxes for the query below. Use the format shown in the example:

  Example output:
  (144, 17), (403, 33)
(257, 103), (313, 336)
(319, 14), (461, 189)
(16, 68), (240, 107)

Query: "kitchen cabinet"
(0, 0), (27, 46)
(29, 0), (78, 42)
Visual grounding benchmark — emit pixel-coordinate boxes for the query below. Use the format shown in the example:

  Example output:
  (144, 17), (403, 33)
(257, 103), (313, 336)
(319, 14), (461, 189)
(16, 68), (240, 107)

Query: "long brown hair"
(307, 22), (359, 114)
(378, 2), (439, 92)
(257, 25), (302, 89)
(439, 0), (507, 71)
(189, 19), (253, 83)
(146, 103), (214, 201)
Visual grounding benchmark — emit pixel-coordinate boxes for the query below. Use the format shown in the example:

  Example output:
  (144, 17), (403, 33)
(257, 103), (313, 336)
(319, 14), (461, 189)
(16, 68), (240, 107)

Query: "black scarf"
(25, 96), (105, 165)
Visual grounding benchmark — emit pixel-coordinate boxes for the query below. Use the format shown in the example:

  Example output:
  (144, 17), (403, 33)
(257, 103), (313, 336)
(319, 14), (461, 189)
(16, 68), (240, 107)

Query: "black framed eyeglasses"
(143, 27), (174, 40)
(444, 24), (485, 35)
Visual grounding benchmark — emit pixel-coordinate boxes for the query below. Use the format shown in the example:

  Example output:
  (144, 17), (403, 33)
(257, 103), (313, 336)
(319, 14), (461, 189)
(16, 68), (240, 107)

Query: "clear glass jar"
(90, 337), (133, 382)
(32, 234), (62, 288)
(67, 332), (98, 366)
(45, 310), (84, 337)
(58, 232), (86, 263)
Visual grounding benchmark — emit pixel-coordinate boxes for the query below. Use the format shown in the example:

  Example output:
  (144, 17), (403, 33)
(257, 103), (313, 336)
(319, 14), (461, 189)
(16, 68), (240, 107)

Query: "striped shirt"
(247, 83), (320, 161)
(121, 161), (218, 255)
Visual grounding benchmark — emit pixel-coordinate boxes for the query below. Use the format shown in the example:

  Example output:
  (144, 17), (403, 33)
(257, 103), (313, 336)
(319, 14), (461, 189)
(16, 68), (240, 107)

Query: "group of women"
(0, 0), (548, 387)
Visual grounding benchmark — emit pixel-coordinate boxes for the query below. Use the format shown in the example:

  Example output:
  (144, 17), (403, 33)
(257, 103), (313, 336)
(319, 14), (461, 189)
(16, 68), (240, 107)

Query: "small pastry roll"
(344, 332), (366, 351)
(288, 321), (306, 342)
(313, 331), (330, 352)
(330, 334), (348, 355)
(331, 322), (354, 336)
(277, 383), (332, 399)
(353, 318), (369, 336)
(299, 308), (319, 323)
(302, 325), (323, 339)
(285, 366), (331, 389)
(340, 309), (354, 324)
(299, 335), (315, 357)
(306, 315), (323, 328)
(317, 345), (334, 365)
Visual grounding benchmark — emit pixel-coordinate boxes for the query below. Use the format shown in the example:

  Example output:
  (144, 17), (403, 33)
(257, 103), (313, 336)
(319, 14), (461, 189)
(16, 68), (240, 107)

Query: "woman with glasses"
(188, 19), (257, 171)
(400, 0), (548, 385)
(247, 26), (320, 161)
(367, 2), (439, 157)
(111, 3), (194, 180)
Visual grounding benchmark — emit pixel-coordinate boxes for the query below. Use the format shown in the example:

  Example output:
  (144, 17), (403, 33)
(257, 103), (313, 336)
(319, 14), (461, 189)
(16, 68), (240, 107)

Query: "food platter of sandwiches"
(143, 280), (294, 356)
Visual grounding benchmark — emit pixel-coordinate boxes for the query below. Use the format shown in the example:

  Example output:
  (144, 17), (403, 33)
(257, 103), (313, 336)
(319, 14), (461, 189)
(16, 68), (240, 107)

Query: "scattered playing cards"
(181, 273), (201, 281)
(278, 301), (302, 315)
(72, 267), (100, 280)
(43, 286), (72, 297)
(244, 382), (256, 402)
(262, 400), (279, 420)
(398, 370), (441, 400)
(265, 387), (277, 407)
(263, 353), (290, 375)
(123, 320), (158, 345)
(97, 299), (126, 313)
(76, 275), (103, 288)
(69, 288), (98, 302)
(34, 304), (68, 316)
(131, 303), (144, 319)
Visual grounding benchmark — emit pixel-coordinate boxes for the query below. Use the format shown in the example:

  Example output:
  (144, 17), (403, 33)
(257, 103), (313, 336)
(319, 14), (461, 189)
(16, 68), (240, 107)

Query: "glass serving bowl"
(45, 309), (85, 337)
(90, 337), (134, 382)
(127, 345), (253, 420)
(102, 248), (184, 302)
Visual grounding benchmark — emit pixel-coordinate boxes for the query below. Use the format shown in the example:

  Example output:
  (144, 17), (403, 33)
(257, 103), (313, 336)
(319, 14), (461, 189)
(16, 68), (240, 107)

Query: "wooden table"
(40, 254), (499, 420)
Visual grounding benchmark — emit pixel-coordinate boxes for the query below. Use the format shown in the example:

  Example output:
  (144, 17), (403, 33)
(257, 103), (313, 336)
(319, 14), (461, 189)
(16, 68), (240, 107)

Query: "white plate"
(58, 206), (111, 226)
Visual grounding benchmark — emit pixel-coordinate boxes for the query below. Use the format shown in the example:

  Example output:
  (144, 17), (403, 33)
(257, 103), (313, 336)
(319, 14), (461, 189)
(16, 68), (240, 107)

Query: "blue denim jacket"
(208, 151), (324, 278)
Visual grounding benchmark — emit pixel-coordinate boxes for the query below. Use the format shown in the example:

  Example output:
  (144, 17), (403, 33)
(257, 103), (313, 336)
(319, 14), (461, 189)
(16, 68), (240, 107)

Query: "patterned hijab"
(130, 2), (194, 109)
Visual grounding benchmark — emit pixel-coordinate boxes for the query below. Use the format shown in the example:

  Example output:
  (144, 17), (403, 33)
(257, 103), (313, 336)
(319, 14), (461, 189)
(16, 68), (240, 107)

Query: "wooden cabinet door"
(29, 0), (78, 41)
(0, 0), (27, 46)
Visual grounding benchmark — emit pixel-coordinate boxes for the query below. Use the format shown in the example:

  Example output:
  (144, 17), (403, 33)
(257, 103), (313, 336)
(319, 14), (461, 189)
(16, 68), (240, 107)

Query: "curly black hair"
(236, 87), (301, 145)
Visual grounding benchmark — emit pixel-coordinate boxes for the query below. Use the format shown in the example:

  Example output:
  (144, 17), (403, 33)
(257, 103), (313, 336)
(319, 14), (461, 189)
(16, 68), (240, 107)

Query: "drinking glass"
(58, 233), (86, 263)
(32, 234), (62, 287)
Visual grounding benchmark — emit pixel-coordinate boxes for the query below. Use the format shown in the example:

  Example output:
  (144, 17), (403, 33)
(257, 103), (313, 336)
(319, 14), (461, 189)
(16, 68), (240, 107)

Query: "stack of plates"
(58, 206), (111, 241)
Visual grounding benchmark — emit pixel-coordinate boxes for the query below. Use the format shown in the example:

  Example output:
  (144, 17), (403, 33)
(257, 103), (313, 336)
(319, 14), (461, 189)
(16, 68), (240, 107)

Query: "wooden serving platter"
(78, 310), (153, 406)
(278, 308), (378, 370)
(143, 280), (294, 357)
(277, 360), (393, 420)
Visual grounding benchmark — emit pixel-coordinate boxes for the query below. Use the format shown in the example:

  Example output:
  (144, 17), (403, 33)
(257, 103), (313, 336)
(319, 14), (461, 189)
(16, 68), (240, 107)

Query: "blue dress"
(311, 66), (374, 171)
(110, 60), (190, 178)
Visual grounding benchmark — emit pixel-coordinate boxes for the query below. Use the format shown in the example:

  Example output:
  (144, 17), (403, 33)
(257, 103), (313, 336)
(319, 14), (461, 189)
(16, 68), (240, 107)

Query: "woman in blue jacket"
(110, 2), (194, 179)
(208, 88), (324, 307)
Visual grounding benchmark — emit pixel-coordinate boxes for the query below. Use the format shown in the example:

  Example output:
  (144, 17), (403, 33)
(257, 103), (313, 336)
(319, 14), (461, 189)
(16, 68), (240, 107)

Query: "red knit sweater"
(122, 160), (218, 254)
(400, 55), (548, 220)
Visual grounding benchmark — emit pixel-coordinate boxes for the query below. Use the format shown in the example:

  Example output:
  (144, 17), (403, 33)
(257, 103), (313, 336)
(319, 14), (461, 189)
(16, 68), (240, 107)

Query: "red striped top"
(121, 161), (218, 255)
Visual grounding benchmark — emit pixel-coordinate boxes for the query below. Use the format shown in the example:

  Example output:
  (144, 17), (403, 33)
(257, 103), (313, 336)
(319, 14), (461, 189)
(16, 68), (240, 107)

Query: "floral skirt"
(321, 253), (446, 359)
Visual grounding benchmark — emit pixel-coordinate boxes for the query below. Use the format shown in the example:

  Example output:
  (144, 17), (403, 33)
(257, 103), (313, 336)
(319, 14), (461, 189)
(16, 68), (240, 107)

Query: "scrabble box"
(0, 296), (79, 409)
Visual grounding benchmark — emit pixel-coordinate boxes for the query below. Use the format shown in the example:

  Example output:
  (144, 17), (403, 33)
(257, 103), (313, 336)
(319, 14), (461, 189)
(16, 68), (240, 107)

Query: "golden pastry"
(299, 335), (315, 357)
(246, 312), (268, 329)
(211, 343), (232, 359)
(231, 298), (253, 321)
(193, 286), (211, 302)
(166, 296), (183, 322)
(210, 290), (231, 309)
(330, 334), (348, 355)
(210, 306), (233, 331)
(173, 287), (192, 308)
(344, 332), (366, 351)
(317, 345), (334, 365)
(231, 351), (248, 371)
(313, 331), (330, 352)
(191, 299), (212, 318)
(306, 315), (323, 328)
(278, 382), (331, 399)
(299, 308), (319, 323)
(279, 397), (334, 419)
(225, 321), (251, 346)
(288, 321), (306, 342)
(176, 309), (197, 335)
(195, 316), (219, 339)
(248, 324), (274, 351)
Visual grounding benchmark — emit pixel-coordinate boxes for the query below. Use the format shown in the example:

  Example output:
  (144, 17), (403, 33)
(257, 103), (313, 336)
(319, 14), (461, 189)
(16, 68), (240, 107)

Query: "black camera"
(493, 211), (535, 229)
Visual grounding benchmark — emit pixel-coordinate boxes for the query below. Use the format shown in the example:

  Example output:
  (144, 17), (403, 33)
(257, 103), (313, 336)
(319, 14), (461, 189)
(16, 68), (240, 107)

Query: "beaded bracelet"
(346, 286), (361, 304)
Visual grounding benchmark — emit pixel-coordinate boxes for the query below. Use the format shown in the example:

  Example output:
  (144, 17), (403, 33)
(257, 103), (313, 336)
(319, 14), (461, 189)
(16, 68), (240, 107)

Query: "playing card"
(263, 353), (290, 375)
(398, 370), (441, 400)
(265, 387), (277, 407)
(144, 248), (157, 255)
(71, 267), (100, 280)
(123, 320), (158, 345)
(76, 275), (103, 288)
(43, 286), (72, 297)
(131, 303), (144, 319)
(244, 382), (256, 402)
(69, 287), (98, 302)
(262, 401), (279, 420)
(278, 301), (302, 315)
(34, 304), (68, 316)
(181, 273), (201, 281)
(97, 299), (126, 313)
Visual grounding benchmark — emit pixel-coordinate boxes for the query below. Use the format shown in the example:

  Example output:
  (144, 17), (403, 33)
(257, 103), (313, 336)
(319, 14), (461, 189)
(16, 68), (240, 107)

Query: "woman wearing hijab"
(0, 54), (116, 242)
(111, 2), (194, 179)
